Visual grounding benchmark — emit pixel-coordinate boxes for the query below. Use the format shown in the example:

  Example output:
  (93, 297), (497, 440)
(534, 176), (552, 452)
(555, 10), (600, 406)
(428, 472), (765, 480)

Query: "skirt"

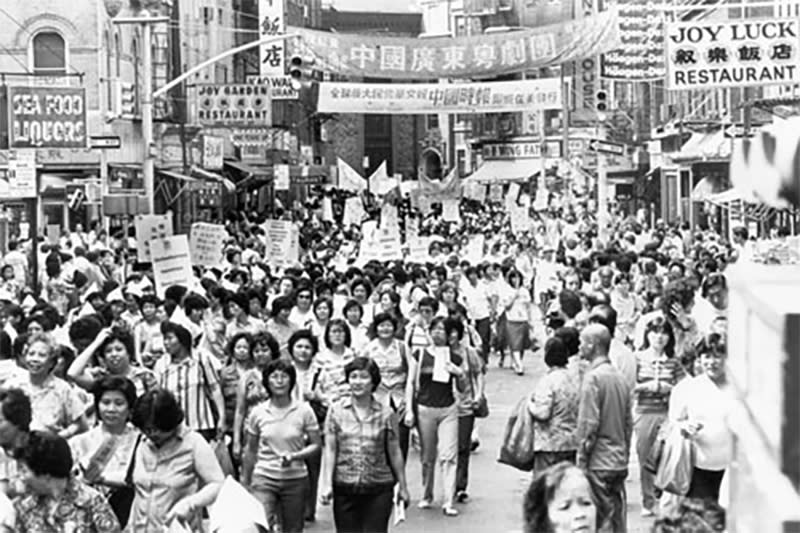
(505, 320), (530, 352)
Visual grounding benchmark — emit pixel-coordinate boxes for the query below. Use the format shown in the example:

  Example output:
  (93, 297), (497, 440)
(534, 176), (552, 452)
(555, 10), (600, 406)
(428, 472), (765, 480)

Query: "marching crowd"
(0, 188), (746, 532)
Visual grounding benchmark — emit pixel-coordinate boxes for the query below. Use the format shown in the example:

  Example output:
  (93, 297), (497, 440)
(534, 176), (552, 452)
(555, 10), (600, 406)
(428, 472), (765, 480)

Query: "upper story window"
(32, 31), (66, 75)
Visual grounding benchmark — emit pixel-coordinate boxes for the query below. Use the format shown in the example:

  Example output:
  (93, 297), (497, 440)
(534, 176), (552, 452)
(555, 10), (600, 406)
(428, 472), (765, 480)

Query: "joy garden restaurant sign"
(286, 9), (620, 79)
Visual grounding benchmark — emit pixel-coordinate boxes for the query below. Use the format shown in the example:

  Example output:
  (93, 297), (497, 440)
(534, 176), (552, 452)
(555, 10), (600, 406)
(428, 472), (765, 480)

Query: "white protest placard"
(506, 183), (520, 208)
(274, 164), (290, 191)
(134, 214), (173, 262)
(337, 157), (366, 192)
(489, 184), (503, 203)
(321, 197), (335, 222)
(665, 18), (800, 90)
(465, 181), (486, 202)
(510, 206), (531, 234)
(150, 235), (193, 298)
(263, 220), (299, 270)
(533, 188), (549, 211)
(465, 234), (485, 264)
(356, 220), (381, 266)
(343, 197), (365, 227)
(189, 223), (226, 267)
(442, 198), (460, 222)
(380, 203), (399, 232)
(405, 217), (429, 264)
(430, 346), (451, 383)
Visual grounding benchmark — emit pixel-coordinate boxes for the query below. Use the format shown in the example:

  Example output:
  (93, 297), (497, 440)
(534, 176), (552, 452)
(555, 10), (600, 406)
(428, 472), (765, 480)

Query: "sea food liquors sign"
(665, 18), (800, 89)
(7, 86), (87, 148)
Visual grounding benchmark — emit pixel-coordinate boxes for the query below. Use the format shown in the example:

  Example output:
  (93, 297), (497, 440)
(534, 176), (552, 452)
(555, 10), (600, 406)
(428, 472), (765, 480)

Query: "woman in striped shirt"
(633, 316), (684, 517)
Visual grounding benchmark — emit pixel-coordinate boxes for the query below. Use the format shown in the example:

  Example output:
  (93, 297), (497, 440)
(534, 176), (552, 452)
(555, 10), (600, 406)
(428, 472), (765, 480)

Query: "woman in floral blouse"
(528, 337), (579, 473)
(15, 431), (121, 533)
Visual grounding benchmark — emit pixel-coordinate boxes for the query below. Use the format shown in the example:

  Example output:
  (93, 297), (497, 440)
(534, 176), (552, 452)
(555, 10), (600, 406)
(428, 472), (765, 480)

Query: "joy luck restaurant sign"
(5, 86), (87, 148)
(665, 18), (800, 90)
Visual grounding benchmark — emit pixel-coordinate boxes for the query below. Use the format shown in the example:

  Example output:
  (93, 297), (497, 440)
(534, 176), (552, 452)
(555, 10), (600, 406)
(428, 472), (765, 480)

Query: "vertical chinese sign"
(259, 0), (286, 77)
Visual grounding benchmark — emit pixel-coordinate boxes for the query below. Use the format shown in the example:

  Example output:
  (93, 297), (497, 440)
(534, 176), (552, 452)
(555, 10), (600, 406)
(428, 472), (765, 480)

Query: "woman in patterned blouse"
(528, 337), (579, 474)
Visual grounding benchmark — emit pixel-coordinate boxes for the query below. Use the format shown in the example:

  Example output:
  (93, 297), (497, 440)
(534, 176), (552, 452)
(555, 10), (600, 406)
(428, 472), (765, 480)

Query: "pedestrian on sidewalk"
(576, 324), (633, 533)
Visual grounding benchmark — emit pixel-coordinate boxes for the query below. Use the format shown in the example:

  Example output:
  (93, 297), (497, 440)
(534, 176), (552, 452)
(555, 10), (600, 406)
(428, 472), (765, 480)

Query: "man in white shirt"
(459, 266), (493, 364)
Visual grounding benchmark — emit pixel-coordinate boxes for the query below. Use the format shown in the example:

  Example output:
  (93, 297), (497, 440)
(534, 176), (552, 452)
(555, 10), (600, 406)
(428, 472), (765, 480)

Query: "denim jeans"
(251, 475), (308, 533)
(417, 404), (459, 508)
(332, 488), (394, 533)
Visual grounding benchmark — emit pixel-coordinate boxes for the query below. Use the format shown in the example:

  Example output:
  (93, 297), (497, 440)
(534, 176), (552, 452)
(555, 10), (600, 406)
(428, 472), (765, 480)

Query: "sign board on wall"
(259, 0), (286, 77)
(665, 18), (800, 89)
(196, 85), (271, 126)
(246, 75), (299, 99)
(6, 86), (87, 148)
(317, 79), (564, 114)
(482, 140), (562, 159)
(202, 135), (224, 169)
(601, 0), (666, 80)
(6, 149), (37, 198)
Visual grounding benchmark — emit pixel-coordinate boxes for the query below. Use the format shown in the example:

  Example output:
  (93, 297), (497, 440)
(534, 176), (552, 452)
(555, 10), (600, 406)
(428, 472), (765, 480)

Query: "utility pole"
(113, 13), (169, 215)
(597, 117), (609, 243)
(561, 71), (570, 205)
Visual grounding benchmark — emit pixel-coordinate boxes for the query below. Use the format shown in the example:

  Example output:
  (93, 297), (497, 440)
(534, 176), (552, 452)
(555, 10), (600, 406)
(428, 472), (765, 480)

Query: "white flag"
(368, 161), (398, 195)
(337, 157), (367, 193)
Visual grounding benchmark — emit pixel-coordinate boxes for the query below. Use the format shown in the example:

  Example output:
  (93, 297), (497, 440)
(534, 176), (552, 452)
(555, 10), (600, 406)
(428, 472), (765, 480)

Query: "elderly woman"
(128, 389), (224, 531)
(528, 337), (579, 473)
(523, 462), (597, 533)
(320, 356), (410, 533)
(67, 326), (157, 397)
(6, 333), (88, 439)
(15, 431), (121, 533)
(70, 376), (140, 528)
(241, 358), (321, 533)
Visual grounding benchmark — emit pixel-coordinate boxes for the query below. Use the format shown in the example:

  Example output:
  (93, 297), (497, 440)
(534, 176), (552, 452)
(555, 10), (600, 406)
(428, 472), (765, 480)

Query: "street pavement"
(308, 350), (654, 533)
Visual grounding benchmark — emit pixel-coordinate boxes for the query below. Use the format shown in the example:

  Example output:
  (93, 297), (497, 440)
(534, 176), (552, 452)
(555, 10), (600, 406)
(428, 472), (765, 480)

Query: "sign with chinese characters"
(601, 0), (666, 80)
(189, 222), (227, 267)
(195, 85), (271, 126)
(318, 79), (563, 114)
(665, 18), (800, 89)
(134, 214), (173, 262)
(6, 86), (87, 148)
(202, 135), (224, 169)
(482, 140), (562, 159)
(259, 0), (285, 77)
(287, 9), (620, 80)
(246, 75), (299, 100)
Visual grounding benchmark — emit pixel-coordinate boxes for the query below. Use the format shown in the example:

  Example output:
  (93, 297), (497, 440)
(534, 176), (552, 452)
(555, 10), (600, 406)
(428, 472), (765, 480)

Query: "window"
(131, 38), (140, 115)
(115, 33), (121, 77)
(105, 31), (112, 111)
(32, 32), (66, 75)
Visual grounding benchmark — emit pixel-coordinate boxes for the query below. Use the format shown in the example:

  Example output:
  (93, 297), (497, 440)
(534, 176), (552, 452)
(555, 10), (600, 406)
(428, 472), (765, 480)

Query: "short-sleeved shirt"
(412, 348), (463, 408)
(128, 425), (224, 532)
(6, 374), (86, 433)
(153, 352), (221, 432)
(325, 397), (397, 491)
(70, 424), (140, 497)
(246, 400), (319, 482)
(360, 339), (407, 410)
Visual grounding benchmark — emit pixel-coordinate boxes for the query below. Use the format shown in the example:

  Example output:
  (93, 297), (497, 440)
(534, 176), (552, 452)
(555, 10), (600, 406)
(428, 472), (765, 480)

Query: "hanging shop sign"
(6, 149), (37, 198)
(195, 84), (272, 126)
(6, 86), (87, 148)
(286, 9), (620, 80)
(246, 75), (299, 100)
(601, 0), (666, 80)
(202, 135), (224, 170)
(317, 79), (563, 114)
(665, 18), (800, 90)
(482, 140), (562, 159)
(259, 0), (286, 77)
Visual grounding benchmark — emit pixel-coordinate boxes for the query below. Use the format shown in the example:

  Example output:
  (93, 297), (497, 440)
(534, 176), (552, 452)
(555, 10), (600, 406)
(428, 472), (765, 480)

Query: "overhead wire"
(0, 6), (83, 75)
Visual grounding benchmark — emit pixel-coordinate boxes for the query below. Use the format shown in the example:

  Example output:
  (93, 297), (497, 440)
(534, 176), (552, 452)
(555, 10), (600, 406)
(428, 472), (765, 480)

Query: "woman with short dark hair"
(241, 359), (321, 533)
(528, 338), (579, 473)
(523, 462), (596, 533)
(15, 431), (122, 532)
(321, 356), (410, 533)
(70, 376), (140, 527)
(128, 389), (224, 531)
(266, 295), (299, 359)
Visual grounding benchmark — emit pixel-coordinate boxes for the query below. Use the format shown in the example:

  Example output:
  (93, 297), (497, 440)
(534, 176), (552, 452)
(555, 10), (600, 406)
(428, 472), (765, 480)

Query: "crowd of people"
(0, 187), (748, 532)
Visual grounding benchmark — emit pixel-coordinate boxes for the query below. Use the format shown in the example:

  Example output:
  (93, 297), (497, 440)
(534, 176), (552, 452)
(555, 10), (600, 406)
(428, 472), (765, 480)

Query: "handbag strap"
(125, 434), (143, 487)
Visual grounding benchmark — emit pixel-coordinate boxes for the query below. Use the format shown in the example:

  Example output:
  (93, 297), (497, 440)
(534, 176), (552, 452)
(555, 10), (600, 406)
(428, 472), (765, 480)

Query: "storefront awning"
(691, 176), (727, 201)
(158, 169), (198, 183)
(223, 160), (272, 178)
(190, 166), (236, 193)
(465, 159), (555, 184)
(671, 130), (731, 163)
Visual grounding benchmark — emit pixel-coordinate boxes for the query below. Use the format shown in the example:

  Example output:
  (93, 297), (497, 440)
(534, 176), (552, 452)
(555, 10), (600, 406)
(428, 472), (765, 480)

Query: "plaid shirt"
(325, 397), (398, 491)
(154, 352), (221, 432)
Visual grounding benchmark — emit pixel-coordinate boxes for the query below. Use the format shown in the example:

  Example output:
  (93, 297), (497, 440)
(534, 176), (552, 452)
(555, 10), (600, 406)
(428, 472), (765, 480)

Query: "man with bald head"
(576, 323), (633, 533)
